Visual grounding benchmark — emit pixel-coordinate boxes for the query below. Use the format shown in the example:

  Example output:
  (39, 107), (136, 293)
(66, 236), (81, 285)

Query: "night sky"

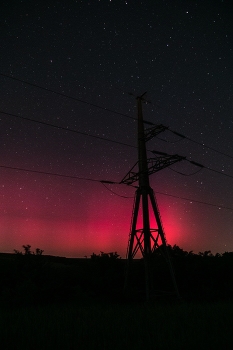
(0, 0), (232, 257)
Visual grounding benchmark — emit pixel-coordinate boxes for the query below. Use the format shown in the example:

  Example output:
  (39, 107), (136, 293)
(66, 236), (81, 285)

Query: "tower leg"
(127, 189), (141, 259)
(124, 189), (141, 292)
(149, 188), (181, 299)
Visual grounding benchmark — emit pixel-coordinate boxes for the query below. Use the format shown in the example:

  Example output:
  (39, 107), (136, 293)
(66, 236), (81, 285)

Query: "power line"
(4, 107), (232, 173)
(168, 166), (203, 177)
(0, 110), (137, 150)
(151, 151), (233, 181)
(2, 108), (233, 182)
(149, 123), (233, 161)
(205, 166), (233, 180)
(101, 182), (134, 198)
(167, 129), (233, 160)
(0, 163), (232, 211)
(154, 190), (233, 211)
(0, 72), (154, 125)
(149, 99), (233, 160)
(156, 135), (184, 143)
(2, 73), (232, 162)
(1, 90), (232, 183)
(186, 159), (233, 180)
(0, 164), (118, 184)
(2, 72), (232, 160)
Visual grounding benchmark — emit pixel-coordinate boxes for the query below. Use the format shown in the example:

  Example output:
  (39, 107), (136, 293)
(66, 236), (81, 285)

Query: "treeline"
(0, 244), (233, 306)
(0, 245), (125, 306)
(150, 245), (233, 301)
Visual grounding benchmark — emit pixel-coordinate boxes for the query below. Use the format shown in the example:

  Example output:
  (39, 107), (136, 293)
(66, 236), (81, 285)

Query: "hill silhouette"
(0, 244), (233, 306)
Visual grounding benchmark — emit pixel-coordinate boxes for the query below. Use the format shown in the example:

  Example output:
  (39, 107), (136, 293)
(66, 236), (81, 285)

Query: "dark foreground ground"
(1, 300), (233, 349)
(0, 246), (233, 349)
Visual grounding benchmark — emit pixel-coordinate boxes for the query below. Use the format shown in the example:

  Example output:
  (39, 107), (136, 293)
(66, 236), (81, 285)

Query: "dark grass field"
(0, 300), (233, 349)
(0, 249), (233, 349)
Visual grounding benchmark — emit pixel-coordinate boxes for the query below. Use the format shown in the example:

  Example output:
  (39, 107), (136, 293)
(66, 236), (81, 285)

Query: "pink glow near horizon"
(0, 191), (187, 257)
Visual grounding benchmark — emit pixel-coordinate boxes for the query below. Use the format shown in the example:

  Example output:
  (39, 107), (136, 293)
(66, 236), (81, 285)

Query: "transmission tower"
(122, 92), (184, 300)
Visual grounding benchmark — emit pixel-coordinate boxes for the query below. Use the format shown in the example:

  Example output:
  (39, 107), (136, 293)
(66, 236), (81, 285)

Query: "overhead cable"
(168, 128), (233, 160)
(186, 159), (233, 180)
(2, 72), (232, 157)
(0, 163), (232, 211)
(101, 182), (134, 198)
(168, 167), (203, 176)
(155, 191), (233, 211)
(0, 164), (118, 184)
(0, 73), (154, 125)
(152, 150), (233, 180)
(0, 110), (137, 150)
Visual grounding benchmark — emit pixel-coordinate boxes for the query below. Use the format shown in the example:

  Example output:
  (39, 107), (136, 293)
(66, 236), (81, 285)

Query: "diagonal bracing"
(123, 93), (184, 300)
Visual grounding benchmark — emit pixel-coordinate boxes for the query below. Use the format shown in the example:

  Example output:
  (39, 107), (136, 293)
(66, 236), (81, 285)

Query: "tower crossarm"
(147, 153), (185, 176)
(120, 153), (185, 185)
(120, 161), (139, 185)
(143, 124), (168, 142)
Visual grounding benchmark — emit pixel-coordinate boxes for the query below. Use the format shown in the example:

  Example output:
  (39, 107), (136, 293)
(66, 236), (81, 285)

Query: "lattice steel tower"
(122, 92), (184, 300)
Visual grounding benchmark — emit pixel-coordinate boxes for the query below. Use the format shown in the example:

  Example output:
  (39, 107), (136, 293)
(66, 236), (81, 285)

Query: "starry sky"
(0, 0), (232, 257)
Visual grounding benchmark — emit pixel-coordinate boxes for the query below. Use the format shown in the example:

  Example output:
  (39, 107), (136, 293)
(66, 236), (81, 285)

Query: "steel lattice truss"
(121, 153), (185, 185)
(143, 124), (168, 142)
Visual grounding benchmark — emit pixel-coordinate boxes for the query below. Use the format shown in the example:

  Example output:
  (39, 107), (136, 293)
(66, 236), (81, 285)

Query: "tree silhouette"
(91, 251), (120, 260)
(14, 245), (44, 256)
